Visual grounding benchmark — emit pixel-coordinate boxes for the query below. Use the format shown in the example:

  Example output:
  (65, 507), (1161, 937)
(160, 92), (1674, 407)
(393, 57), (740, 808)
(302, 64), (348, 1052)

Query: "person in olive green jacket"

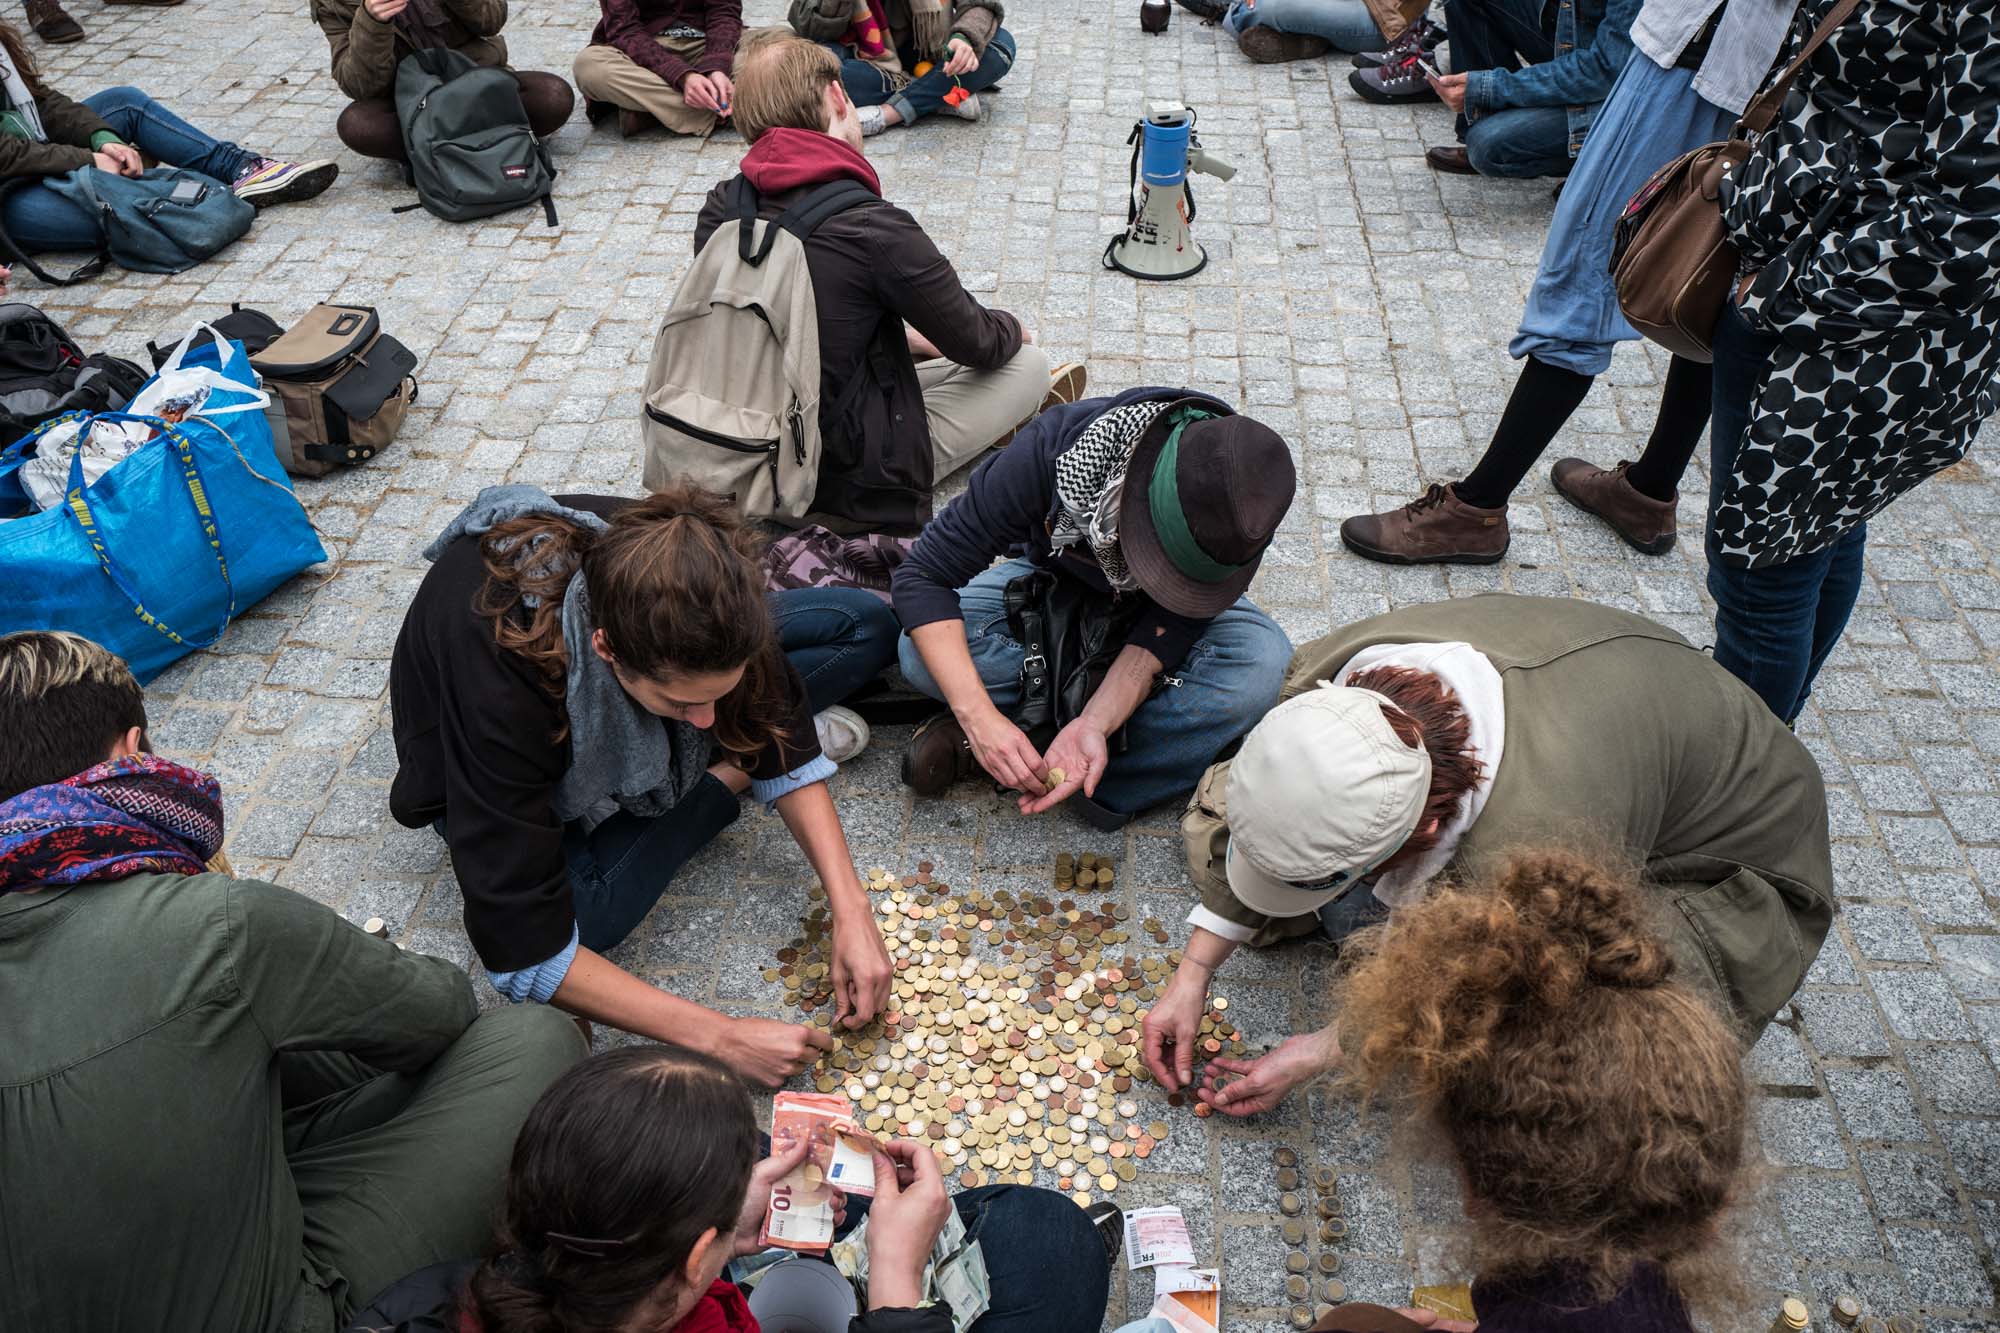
(312, 0), (575, 162)
(0, 631), (585, 1333)
(1139, 593), (1834, 1115)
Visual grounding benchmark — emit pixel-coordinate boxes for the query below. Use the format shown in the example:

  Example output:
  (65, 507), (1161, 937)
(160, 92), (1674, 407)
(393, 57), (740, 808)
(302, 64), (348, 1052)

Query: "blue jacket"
(1464, 0), (1644, 159)
(891, 386), (1232, 674)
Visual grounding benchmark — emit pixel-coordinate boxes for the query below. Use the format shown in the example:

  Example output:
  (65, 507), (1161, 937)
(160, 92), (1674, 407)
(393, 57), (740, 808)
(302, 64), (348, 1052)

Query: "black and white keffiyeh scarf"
(1048, 399), (1172, 592)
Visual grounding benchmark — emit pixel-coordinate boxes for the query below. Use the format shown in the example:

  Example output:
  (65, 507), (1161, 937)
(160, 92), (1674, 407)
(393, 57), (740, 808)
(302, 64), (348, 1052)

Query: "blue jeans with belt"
(1, 86), (254, 254)
(1704, 301), (1867, 725)
(558, 586), (900, 951)
(832, 28), (1016, 123)
(896, 557), (1293, 818)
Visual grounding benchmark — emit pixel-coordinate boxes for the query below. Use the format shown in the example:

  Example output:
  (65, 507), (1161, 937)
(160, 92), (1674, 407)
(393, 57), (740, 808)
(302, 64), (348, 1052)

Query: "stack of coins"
(767, 857), (1241, 1209)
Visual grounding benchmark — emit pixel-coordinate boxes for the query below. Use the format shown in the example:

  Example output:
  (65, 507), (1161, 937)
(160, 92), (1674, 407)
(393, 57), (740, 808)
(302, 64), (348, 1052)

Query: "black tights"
(1454, 353), (1714, 509)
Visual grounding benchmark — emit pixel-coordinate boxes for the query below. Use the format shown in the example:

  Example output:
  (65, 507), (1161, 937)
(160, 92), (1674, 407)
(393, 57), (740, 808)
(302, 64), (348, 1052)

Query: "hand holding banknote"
(734, 1134), (847, 1256)
(865, 1140), (952, 1310)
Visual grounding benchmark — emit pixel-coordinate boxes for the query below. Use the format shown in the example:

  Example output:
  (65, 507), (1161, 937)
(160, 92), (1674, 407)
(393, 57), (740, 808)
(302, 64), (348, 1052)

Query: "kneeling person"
(1143, 593), (1834, 1107)
(893, 390), (1296, 829)
(0, 632), (585, 1331)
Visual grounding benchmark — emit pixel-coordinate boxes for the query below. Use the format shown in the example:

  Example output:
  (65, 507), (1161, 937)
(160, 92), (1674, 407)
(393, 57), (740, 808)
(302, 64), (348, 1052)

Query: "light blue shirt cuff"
(750, 752), (837, 808)
(487, 925), (580, 1004)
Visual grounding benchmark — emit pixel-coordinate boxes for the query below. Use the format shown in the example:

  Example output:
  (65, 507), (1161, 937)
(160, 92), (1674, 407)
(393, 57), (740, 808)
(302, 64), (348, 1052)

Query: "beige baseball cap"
(1224, 682), (1432, 918)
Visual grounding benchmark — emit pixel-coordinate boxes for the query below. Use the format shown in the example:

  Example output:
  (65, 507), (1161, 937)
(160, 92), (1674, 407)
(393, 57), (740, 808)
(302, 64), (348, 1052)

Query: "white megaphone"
(1103, 102), (1235, 281)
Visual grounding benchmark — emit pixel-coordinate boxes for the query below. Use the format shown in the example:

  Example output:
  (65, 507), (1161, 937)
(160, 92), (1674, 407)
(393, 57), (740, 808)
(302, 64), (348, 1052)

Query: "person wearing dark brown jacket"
(573, 0), (749, 139)
(787, 0), (1011, 135)
(0, 23), (335, 260)
(311, 0), (575, 163)
(695, 33), (1076, 536)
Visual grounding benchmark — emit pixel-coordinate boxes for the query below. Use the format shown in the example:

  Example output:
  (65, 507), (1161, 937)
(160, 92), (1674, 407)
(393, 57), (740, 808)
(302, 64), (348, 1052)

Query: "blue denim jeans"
(1705, 301), (1867, 725)
(1, 86), (254, 254)
(1445, 0), (1572, 177)
(770, 586), (902, 712)
(1511, 53), (1734, 373)
(1464, 105), (1574, 178)
(1230, 0), (1385, 51)
(832, 1184), (1110, 1333)
(896, 557), (1293, 818)
(833, 28), (1016, 123)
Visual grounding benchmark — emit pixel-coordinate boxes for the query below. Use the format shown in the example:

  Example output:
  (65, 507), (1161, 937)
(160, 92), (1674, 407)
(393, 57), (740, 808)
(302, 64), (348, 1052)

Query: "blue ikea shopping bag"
(0, 333), (326, 682)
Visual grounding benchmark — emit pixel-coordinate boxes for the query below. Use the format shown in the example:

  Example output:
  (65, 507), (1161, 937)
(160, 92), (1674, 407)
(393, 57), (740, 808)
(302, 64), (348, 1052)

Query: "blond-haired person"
(0, 631), (583, 1332)
(698, 32), (1081, 533)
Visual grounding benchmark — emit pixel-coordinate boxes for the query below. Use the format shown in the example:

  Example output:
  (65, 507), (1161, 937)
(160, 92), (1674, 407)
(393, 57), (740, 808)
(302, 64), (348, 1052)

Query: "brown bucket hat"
(1119, 400), (1298, 618)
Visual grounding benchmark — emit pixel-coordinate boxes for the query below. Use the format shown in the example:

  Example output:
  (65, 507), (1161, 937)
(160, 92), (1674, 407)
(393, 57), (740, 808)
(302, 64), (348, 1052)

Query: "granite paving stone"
(57, 2), (1995, 1326)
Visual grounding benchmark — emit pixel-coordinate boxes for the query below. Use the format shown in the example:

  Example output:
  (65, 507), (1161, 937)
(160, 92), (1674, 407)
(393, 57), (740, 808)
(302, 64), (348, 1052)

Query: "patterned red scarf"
(844, 0), (893, 59)
(0, 754), (224, 891)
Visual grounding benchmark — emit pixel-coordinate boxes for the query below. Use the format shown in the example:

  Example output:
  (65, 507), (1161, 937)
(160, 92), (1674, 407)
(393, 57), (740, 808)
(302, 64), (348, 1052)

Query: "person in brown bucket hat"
(891, 387), (1298, 829)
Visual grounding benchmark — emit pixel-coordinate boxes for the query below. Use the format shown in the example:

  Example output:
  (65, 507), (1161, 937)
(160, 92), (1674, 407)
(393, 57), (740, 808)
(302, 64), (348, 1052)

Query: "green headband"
(1146, 408), (1245, 584)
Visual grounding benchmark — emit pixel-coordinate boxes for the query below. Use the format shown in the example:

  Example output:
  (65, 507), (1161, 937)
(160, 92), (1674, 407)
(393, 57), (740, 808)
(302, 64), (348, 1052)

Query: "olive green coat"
(1183, 594), (1834, 1037)
(312, 0), (511, 101)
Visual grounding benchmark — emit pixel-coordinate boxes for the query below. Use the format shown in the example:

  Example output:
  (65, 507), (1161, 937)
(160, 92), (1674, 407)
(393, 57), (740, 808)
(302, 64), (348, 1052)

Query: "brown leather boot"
(1550, 458), (1678, 555)
(1340, 483), (1509, 565)
(24, 0), (84, 41)
(618, 109), (653, 139)
(1237, 25), (1332, 62)
(901, 711), (978, 797)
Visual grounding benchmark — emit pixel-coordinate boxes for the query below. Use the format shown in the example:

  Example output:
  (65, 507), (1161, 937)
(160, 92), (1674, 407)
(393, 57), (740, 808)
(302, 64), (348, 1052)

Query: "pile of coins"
(765, 854), (1246, 1209)
(1274, 1147), (1346, 1330)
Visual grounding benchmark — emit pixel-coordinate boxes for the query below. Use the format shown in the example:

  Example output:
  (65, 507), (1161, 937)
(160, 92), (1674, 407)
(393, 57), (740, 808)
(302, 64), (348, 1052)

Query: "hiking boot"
(1348, 56), (1440, 105)
(1339, 482), (1509, 565)
(1550, 458), (1679, 555)
(24, 0), (84, 42)
(1237, 25), (1333, 63)
(993, 361), (1087, 449)
(901, 711), (977, 796)
(1426, 145), (1475, 175)
(1352, 15), (1445, 68)
(230, 157), (339, 209)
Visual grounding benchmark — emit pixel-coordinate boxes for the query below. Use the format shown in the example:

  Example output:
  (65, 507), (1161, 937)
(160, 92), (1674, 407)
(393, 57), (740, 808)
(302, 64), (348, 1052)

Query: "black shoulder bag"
(1002, 567), (1149, 753)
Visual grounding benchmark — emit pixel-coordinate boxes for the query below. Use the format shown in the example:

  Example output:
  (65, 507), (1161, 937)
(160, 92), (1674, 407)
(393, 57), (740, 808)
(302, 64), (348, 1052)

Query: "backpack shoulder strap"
(0, 176), (106, 285)
(775, 179), (880, 241)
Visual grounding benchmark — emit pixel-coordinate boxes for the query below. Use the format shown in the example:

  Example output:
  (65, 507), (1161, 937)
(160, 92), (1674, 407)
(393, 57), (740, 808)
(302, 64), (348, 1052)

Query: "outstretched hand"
(1196, 1027), (1342, 1118)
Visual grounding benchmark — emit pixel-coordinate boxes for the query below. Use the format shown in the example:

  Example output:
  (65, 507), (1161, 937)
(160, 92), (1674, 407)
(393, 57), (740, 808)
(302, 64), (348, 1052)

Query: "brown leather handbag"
(1610, 0), (1860, 362)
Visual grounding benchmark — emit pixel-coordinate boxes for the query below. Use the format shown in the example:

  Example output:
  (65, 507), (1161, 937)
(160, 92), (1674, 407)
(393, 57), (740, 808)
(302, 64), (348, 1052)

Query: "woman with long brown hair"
(1220, 851), (1749, 1332)
(0, 20), (336, 261)
(389, 483), (898, 1088)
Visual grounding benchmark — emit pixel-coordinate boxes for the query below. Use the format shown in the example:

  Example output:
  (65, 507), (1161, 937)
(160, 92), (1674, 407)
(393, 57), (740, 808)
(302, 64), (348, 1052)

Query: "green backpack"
(393, 48), (557, 225)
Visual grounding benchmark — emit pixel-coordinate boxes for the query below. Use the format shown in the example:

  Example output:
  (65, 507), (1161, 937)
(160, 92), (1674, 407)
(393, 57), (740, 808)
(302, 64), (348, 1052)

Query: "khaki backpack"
(641, 176), (877, 520)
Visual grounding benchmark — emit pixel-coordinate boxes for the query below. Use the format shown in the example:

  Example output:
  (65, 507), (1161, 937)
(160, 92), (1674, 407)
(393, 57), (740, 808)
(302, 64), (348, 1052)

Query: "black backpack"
(393, 48), (558, 225)
(0, 303), (146, 445)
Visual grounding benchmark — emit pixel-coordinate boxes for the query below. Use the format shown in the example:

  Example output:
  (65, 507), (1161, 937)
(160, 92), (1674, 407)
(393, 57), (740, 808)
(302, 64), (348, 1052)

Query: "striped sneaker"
(230, 157), (339, 209)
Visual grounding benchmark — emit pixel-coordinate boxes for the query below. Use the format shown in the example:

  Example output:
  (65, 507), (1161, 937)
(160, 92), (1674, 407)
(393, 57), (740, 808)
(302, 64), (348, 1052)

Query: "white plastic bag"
(18, 415), (154, 512)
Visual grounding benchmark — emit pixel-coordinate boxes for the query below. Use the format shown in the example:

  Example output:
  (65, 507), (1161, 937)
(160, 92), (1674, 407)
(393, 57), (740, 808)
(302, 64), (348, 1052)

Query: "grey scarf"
(424, 486), (713, 825)
(0, 46), (46, 142)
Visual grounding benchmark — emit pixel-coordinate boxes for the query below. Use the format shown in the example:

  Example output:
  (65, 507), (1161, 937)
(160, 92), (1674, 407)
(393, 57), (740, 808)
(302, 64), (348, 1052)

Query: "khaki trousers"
(920, 342), (1051, 481)
(573, 32), (722, 135)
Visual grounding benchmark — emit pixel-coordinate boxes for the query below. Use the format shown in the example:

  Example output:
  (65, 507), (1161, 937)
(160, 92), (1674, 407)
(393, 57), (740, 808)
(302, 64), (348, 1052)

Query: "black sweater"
(388, 495), (819, 973)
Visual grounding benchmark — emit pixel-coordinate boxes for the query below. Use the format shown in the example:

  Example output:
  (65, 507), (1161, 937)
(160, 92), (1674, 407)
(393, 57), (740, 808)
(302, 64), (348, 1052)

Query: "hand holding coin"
(1197, 1026), (1344, 1118)
(1142, 965), (1210, 1091)
(1020, 719), (1108, 816)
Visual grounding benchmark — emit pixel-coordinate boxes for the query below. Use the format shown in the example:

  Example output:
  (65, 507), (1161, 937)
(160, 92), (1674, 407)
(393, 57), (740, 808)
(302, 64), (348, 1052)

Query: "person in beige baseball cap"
(1140, 592), (1838, 1119)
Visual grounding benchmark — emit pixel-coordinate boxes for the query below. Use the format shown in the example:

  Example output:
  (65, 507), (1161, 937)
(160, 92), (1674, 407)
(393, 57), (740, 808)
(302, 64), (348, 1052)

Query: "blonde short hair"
(0, 631), (146, 799)
(731, 30), (844, 145)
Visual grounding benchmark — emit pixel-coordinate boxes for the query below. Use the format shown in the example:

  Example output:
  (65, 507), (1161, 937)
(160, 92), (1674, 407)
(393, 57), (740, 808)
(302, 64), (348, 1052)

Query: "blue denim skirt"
(1509, 51), (1736, 375)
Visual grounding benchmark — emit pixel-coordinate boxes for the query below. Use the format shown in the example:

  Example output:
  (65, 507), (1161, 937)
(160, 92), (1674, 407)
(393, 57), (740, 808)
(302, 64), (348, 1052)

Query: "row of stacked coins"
(1274, 1147), (1347, 1328)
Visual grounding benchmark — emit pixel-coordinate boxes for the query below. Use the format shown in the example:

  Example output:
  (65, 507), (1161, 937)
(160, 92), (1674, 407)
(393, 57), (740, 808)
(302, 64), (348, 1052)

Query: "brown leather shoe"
(901, 711), (977, 797)
(1237, 25), (1332, 63)
(1550, 458), (1678, 555)
(618, 109), (652, 139)
(1340, 482), (1509, 565)
(24, 0), (84, 41)
(1426, 145), (1475, 175)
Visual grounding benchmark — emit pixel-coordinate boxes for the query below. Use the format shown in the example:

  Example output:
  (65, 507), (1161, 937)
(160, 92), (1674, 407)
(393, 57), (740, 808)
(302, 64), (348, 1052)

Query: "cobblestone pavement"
(33, 0), (2000, 1328)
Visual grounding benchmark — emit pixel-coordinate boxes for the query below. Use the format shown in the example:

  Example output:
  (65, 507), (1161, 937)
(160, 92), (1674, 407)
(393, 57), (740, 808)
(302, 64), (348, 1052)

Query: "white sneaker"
(814, 706), (871, 762)
(856, 104), (890, 137)
(940, 92), (983, 123)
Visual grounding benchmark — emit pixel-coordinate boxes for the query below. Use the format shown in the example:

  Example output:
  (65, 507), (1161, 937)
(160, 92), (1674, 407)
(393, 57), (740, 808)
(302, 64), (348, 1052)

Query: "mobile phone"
(1415, 56), (1443, 80)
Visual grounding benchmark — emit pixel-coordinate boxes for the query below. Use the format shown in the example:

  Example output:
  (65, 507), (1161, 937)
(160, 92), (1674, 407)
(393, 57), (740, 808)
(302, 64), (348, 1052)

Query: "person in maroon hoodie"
(695, 31), (1083, 536)
(574, 0), (749, 138)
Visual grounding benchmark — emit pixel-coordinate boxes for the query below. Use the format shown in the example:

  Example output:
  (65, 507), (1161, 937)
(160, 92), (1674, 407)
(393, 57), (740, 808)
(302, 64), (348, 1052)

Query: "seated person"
(1142, 592), (1833, 1103)
(892, 390), (1296, 830)
(0, 631), (585, 1332)
(1223, 0), (1440, 66)
(787, 0), (1011, 135)
(574, 0), (745, 139)
(1352, 0), (1640, 181)
(390, 483), (900, 1090)
(708, 32), (1077, 535)
(0, 24), (335, 257)
(350, 1044), (1117, 1333)
(1183, 852), (1749, 1331)
(313, 0), (575, 163)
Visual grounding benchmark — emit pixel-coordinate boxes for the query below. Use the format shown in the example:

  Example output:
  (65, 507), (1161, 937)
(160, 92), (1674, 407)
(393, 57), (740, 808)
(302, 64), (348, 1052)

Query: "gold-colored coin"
(1285, 1275), (1310, 1301)
(1317, 1253), (1341, 1276)
(1285, 1252), (1309, 1275)
(1321, 1280), (1345, 1303)
(1097, 1172), (1117, 1192)
(1281, 1220), (1307, 1246)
